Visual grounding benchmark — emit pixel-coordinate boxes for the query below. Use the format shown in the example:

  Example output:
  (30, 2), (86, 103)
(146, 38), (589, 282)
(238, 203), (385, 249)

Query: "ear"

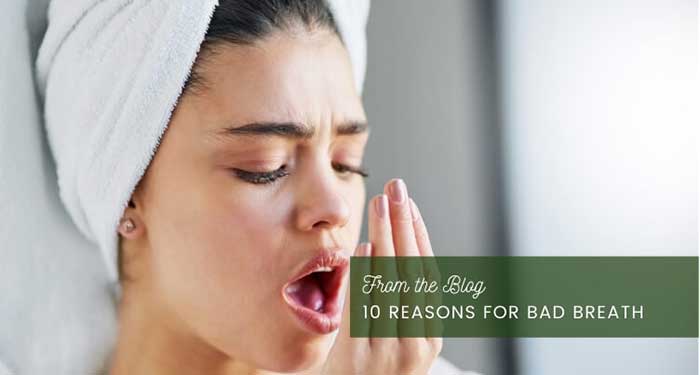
(118, 197), (146, 239)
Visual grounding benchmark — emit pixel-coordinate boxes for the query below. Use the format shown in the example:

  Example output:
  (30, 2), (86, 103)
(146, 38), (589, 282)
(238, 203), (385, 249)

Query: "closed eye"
(232, 165), (290, 185)
(332, 162), (369, 178)
(232, 162), (368, 185)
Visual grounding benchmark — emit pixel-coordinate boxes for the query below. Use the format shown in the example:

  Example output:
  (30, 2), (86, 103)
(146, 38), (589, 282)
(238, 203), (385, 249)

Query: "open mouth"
(282, 249), (349, 334)
(285, 266), (338, 312)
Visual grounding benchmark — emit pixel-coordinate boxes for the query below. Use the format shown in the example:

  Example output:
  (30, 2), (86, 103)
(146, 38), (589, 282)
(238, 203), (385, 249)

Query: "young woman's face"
(132, 30), (367, 372)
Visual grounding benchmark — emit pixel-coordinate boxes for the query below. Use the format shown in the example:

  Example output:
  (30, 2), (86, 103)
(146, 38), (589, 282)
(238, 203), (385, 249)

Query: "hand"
(323, 179), (442, 375)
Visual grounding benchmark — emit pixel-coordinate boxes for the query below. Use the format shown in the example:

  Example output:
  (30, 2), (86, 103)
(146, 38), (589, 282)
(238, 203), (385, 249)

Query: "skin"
(109, 27), (441, 375)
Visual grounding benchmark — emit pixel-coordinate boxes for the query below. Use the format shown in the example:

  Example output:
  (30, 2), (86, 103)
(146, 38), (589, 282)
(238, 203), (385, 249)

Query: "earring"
(120, 218), (136, 234)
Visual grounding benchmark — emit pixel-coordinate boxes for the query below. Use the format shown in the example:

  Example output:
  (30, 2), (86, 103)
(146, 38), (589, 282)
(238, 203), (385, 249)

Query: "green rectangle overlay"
(349, 257), (698, 337)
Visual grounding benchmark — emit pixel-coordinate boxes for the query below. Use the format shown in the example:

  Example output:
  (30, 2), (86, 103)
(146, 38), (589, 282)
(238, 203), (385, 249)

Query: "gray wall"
(362, 1), (507, 374)
(363, 1), (698, 374)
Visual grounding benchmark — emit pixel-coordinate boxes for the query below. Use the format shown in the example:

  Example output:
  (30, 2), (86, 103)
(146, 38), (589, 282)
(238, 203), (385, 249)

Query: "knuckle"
(390, 208), (414, 225)
(415, 229), (430, 245)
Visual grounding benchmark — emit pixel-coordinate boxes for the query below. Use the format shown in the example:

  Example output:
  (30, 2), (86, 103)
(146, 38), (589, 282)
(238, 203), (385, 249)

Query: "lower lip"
(283, 292), (342, 335)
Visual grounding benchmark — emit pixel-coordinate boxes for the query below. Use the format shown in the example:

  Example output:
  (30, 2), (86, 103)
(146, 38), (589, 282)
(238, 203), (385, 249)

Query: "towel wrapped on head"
(36, 0), (370, 292)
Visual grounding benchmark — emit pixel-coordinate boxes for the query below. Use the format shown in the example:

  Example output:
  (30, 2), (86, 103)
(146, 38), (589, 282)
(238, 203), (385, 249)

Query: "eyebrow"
(215, 121), (369, 140)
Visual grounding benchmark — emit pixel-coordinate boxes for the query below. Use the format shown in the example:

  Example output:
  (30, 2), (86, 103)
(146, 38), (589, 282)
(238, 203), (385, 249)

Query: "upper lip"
(285, 247), (350, 288)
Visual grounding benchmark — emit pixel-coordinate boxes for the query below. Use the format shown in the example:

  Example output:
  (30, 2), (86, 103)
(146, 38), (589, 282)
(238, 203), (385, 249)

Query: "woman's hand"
(322, 179), (442, 375)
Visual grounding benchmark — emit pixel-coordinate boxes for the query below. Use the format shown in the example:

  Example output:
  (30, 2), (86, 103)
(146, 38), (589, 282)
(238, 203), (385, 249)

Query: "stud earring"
(120, 218), (135, 234)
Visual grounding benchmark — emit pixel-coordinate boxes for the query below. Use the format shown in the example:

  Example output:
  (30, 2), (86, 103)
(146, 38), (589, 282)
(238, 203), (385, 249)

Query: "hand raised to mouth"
(322, 178), (442, 375)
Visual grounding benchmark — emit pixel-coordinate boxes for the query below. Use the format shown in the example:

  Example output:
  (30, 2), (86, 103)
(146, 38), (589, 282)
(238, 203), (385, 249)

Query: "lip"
(282, 247), (349, 335)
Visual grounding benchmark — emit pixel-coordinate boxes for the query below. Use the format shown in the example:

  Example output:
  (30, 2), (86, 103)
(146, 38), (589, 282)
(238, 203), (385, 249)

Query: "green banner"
(349, 257), (698, 337)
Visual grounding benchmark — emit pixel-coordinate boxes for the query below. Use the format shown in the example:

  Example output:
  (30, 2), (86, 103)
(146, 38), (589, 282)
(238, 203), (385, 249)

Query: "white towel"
(35, 0), (370, 294)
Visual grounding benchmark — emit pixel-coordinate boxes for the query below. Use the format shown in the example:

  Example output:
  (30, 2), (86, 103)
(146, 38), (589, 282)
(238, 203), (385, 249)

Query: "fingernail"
(375, 194), (388, 218)
(409, 198), (421, 222)
(388, 179), (406, 204)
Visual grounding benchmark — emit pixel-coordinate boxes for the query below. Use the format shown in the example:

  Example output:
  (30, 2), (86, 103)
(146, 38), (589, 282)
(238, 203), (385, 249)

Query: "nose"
(294, 169), (351, 232)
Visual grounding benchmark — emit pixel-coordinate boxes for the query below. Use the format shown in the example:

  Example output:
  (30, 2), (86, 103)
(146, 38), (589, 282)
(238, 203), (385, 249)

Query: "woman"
(37, 0), (465, 373)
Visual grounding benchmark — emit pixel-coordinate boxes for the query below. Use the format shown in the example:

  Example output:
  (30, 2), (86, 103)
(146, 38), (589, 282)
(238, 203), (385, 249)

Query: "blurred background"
(362, 0), (697, 374)
(1, 0), (697, 374)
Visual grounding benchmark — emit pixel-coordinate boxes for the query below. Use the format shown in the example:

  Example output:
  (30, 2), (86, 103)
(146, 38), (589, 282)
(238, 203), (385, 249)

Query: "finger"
(367, 194), (400, 339)
(397, 197), (427, 338)
(383, 180), (425, 337)
(397, 198), (429, 340)
(410, 198), (444, 339)
(368, 194), (393, 257)
(384, 179), (420, 257)
(409, 198), (433, 257)
(343, 242), (372, 339)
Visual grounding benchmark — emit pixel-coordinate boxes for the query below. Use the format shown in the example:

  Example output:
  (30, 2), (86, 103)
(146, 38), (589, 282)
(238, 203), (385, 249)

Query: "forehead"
(188, 31), (365, 130)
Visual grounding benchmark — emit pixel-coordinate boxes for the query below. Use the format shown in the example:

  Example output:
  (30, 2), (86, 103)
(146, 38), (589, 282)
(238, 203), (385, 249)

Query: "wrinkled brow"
(214, 121), (369, 140)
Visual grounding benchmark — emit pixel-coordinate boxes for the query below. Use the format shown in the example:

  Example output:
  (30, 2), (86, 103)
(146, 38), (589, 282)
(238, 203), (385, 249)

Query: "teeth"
(316, 267), (333, 272)
(286, 283), (300, 294)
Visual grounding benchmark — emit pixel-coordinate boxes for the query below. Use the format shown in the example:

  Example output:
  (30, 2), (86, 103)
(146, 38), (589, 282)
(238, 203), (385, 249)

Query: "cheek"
(141, 171), (291, 318)
(154, 187), (288, 285)
(198, 194), (288, 268)
(346, 182), (366, 245)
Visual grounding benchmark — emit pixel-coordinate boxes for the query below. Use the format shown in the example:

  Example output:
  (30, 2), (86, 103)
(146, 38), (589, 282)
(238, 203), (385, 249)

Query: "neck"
(109, 282), (248, 375)
(109, 282), (325, 375)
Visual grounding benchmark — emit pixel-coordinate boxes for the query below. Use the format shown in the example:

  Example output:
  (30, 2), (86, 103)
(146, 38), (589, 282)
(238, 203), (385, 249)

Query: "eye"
(232, 162), (369, 185)
(232, 165), (289, 185)
(332, 162), (369, 178)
